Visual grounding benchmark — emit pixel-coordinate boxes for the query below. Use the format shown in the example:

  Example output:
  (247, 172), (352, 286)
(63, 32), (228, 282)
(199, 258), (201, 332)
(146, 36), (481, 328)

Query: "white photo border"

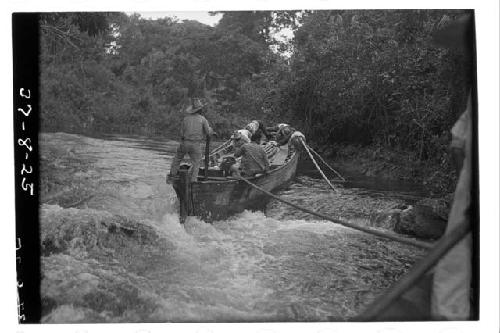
(1, 0), (498, 332)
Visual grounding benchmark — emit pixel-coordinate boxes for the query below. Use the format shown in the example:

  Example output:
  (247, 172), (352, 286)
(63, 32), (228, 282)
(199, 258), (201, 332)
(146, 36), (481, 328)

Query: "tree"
(285, 9), (472, 161)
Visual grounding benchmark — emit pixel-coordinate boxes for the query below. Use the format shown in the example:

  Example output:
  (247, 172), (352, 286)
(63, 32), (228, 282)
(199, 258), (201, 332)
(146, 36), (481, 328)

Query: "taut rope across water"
(308, 145), (346, 181)
(238, 175), (434, 250)
(300, 138), (338, 193)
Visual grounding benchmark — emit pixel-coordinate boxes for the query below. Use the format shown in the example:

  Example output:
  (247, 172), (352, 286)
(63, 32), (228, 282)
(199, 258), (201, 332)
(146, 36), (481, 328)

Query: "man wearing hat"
(168, 98), (215, 182)
(230, 131), (270, 177)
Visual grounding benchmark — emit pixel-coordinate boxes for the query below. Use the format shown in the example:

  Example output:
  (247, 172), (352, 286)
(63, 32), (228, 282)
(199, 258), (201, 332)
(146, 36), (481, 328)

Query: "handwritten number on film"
(18, 138), (32, 151)
(21, 164), (32, 175)
(18, 88), (34, 196)
(19, 88), (30, 99)
(17, 105), (32, 117)
(17, 89), (32, 321)
(16, 238), (24, 321)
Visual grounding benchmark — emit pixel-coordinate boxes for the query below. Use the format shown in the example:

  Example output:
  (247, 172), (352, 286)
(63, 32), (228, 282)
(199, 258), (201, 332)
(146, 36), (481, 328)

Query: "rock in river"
(396, 204), (447, 240)
(371, 198), (450, 240)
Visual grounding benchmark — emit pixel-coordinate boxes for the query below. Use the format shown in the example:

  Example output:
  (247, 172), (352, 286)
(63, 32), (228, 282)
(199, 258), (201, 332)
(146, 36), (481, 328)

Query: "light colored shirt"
(236, 129), (252, 143)
(246, 120), (259, 134)
(181, 114), (213, 141)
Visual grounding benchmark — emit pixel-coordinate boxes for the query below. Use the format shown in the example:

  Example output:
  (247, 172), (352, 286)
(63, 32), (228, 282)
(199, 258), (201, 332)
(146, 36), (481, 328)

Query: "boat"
(167, 140), (299, 222)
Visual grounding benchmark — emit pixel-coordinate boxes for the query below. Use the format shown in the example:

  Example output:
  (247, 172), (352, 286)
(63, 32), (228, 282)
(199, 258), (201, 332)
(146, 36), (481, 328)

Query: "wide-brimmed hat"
(185, 98), (206, 114)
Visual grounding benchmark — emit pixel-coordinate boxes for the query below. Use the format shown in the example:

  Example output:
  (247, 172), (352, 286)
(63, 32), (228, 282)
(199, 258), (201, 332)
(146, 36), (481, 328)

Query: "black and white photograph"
(6, 1), (499, 332)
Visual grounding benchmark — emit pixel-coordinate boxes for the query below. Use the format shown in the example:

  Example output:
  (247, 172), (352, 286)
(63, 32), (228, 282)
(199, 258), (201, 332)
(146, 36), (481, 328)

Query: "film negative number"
(19, 88), (30, 99)
(17, 105), (32, 117)
(17, 301), (25, 321)
(20, 164), (32, 175)
(21, 177), (34, 196)
(17, 137), (32, 152)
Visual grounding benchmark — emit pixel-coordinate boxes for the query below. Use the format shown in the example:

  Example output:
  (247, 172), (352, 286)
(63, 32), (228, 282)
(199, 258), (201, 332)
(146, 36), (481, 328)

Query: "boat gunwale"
(190, 146), (298, 186)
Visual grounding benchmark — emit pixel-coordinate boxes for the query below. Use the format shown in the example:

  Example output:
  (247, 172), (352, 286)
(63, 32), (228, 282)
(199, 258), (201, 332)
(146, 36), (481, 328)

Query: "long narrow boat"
(167, 141), (299, 222)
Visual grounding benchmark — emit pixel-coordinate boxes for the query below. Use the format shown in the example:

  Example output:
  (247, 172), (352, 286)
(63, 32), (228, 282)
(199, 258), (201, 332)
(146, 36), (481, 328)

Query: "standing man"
(168, 98), (215, 182)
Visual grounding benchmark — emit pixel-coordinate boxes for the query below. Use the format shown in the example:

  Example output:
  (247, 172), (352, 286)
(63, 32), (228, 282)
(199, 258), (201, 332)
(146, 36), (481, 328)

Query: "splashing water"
(39, 133), (426, 323)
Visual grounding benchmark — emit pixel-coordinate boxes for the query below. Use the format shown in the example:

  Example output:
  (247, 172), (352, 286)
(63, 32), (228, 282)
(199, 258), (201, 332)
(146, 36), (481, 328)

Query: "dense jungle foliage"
(40, 10), (473, 191)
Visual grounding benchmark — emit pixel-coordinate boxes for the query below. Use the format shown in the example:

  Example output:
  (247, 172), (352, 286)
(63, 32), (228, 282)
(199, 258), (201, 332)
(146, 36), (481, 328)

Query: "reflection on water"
(39, 133), (426, 323)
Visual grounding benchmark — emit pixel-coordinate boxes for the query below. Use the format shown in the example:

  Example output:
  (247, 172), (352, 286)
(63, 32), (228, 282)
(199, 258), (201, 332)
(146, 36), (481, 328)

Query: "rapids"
(39, 133), (427, 323)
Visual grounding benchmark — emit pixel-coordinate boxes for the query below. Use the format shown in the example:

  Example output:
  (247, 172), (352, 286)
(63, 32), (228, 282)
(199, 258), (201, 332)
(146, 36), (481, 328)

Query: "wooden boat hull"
(171, 150), (299, 222)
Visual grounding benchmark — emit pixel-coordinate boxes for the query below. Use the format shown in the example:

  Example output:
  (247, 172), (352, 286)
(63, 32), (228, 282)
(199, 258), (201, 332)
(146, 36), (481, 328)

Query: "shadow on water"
(297, 157), (429, 205)
(93, 133), (228, 158)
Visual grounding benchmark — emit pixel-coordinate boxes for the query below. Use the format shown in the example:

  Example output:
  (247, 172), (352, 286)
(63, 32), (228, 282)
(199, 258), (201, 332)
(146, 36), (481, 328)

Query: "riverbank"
(318, 143), (458, 198)
(63, 127), (457, 198)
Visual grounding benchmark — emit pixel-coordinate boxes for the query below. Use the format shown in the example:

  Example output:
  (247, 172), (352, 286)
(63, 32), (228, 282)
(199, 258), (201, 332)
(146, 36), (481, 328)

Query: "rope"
(209, 139), (232, 156)
(300, 138), (338, 193)
(237, 176), (433, 250)
(308, 146), (346, 181)
(356, 221), (470, 321)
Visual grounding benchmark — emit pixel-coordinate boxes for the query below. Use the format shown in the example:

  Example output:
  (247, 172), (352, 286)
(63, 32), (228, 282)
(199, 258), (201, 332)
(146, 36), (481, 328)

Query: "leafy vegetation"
(40, 10), (473, 193)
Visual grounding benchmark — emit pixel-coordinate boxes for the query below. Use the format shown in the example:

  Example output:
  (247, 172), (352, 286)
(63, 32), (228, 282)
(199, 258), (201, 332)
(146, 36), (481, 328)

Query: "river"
(39, 132), (428, 323)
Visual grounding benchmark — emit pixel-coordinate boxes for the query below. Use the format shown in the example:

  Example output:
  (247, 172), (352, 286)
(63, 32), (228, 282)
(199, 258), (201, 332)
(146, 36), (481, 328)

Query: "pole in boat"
(204, 134), (210, 180)
(178, 169), (191, 224)
(210, 138), (231, 156)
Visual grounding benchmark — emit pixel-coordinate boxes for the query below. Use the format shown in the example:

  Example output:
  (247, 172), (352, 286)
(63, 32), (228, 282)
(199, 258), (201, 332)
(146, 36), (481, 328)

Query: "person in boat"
(231, 129), (252, 143)
(168, 98), (215, 182)
(213, 128), (252, 158)
(229, 131), (270, 177)
(267, 123), (289, 137)
(289, 130), (306, 150)
(245, 120), (271, 142)
(275, 123), (296, 146)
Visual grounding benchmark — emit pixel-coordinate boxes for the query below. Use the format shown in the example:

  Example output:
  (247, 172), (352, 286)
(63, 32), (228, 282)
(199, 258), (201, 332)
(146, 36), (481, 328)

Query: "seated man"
(218, 129), (252, 155)
(245, 120), (271, 142)
(289, 131), (306, 150)
(230, 132), (270, 177)
(288, 130), (306, 159)
(231, 129), (252, 143)
(267, 123), (288, 137)
(276, 124), (296, 146)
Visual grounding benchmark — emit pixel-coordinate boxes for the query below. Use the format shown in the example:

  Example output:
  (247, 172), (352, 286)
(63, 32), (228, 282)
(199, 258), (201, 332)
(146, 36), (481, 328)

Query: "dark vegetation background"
(40, 10), (473, 194)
